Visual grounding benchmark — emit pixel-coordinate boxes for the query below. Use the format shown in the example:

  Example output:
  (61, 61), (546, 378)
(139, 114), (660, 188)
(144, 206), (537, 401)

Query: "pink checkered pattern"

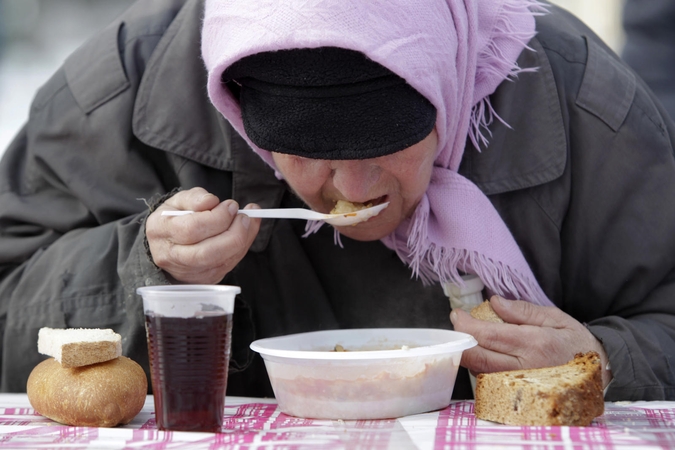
(1, 396), (674, 449)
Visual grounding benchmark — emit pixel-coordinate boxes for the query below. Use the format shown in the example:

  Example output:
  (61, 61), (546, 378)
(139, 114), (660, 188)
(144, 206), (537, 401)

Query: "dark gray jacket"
(1, 0), (674, 401)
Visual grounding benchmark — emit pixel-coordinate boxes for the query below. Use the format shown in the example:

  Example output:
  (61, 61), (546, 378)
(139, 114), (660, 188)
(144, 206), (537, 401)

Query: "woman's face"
(272, 129), (438, 241)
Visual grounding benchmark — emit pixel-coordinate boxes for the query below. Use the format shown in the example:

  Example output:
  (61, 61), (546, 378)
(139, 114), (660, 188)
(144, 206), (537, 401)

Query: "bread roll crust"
(27, 356), (147, 427)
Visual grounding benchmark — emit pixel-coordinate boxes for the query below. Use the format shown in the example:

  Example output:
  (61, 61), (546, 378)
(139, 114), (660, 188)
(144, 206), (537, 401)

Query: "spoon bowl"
(321, 202), (389, 226)
(161, 202), (389, 226)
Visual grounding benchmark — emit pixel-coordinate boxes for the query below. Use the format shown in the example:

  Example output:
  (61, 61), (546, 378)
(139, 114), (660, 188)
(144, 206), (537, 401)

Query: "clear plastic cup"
(136, 285), (240, 432)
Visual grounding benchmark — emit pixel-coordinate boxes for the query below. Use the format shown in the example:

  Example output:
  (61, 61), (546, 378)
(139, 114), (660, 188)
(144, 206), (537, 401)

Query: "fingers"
(175, 203), (260, 270)
(451, 308), (528, 357)
(161, 187), (220, 213)
(159, 200), (240, 246)
(460, 344), (523, 375)
(146, 187), (262, 284)
(451, 303), (597, 376)
(488, 296), (567, 328)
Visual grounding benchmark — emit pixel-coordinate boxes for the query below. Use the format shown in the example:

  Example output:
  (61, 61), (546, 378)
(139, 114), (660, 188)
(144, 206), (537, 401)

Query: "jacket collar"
(133, 0), (231, 171)
(459, 37), (567, 195)
(132, 0), (285, 251)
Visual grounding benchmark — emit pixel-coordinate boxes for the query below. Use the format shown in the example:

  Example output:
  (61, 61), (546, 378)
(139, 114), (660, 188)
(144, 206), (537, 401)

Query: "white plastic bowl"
(250, 328), (477, 420)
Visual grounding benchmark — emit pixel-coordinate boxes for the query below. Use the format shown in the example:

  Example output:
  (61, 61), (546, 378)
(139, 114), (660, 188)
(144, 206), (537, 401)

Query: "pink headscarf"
(201, 0), (553, 306)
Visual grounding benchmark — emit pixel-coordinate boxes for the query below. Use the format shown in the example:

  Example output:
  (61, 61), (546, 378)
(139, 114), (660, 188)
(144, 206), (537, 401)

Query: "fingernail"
(450, 310), (458, 323)
(228, 201), (238, 216)
(241, 214), (251, 229)
(492, 296), (510, 308)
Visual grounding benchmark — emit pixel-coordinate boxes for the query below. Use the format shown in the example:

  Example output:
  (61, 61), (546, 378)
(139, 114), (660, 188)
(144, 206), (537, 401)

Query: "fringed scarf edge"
(469, 0), (548, 150)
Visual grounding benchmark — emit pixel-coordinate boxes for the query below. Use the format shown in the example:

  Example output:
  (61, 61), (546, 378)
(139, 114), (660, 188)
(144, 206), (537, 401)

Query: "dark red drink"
(145, 313), (233, 432)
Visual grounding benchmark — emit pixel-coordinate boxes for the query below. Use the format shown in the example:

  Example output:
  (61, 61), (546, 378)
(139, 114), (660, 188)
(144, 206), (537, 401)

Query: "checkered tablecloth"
(0, 394), (673, 449)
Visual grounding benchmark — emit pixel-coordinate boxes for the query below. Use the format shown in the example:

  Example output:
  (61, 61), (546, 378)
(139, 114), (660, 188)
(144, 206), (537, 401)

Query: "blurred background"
(0, 0), (632, 155)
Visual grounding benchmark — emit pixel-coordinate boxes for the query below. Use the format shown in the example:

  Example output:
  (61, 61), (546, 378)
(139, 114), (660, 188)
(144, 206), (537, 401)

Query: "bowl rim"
(250, 328), (477, 360)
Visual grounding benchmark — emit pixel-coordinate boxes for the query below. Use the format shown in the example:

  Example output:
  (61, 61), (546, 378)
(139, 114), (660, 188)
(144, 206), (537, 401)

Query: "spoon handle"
(161, 208), (328, 220)
(237, 208), (328, 220)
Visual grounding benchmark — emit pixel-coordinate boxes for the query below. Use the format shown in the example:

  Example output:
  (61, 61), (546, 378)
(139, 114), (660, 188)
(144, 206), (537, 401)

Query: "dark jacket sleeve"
(555, 28), (675, 402)
(464, 6), (675, 401)
(0, 6), (178, 392)
(522, 10), (675, 401)
(571, 68), (675, 401)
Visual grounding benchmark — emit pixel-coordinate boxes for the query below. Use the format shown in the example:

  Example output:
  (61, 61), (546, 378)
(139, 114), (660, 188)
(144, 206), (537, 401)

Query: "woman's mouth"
(328, 196), (390, 226)
(330, 195), (388, 214)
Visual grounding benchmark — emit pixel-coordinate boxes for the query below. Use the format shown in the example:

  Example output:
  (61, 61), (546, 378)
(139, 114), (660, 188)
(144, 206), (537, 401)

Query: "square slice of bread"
(37, 328), (122, 368)
(474, 352), (604, 426)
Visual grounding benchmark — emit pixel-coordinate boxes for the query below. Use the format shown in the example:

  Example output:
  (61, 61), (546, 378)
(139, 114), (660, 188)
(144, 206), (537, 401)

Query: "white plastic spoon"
(161, 202), (389, 226)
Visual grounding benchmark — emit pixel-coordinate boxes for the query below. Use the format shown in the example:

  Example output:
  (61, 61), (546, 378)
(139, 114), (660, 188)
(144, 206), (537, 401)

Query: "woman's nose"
(330, 160), (381, 201)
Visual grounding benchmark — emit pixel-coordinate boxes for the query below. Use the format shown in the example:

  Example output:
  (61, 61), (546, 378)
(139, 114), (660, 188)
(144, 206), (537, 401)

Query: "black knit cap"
(221, 47), (437, 160)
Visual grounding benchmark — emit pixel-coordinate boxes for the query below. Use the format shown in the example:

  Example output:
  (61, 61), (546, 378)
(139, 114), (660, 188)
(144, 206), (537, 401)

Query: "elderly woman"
(0, 0), (674, 402)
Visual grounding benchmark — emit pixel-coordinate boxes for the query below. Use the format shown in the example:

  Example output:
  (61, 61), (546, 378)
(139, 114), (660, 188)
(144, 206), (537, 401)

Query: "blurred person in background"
(622, 0), (675, 119)
(0, 2), (5, 58)
(0, 0), (674, 403)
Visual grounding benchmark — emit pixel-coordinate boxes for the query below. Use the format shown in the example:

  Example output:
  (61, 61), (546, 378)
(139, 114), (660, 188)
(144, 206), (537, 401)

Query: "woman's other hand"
(451, 296), (613, 389)
(145, 187), (261, 284)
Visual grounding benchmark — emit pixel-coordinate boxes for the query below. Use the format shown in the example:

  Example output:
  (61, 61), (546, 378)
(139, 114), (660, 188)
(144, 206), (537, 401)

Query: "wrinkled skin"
(451, 296), (613, 388)
(146, 187), (262, 284)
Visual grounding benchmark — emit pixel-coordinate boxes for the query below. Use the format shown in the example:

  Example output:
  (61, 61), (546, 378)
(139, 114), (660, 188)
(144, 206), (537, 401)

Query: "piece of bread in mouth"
(474, 351), (604, 426)
(330, 200), (371, 214)
(38, 327), (122, 368)
(470, 300), (505, 323)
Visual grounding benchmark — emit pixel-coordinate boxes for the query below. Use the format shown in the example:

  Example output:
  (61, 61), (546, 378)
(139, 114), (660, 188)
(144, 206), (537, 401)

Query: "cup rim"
(137, 285), (241, 296)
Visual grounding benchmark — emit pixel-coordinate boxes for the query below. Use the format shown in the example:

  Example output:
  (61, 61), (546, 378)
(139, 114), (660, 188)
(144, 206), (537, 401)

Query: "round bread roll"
(27, 356), (147, 427)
